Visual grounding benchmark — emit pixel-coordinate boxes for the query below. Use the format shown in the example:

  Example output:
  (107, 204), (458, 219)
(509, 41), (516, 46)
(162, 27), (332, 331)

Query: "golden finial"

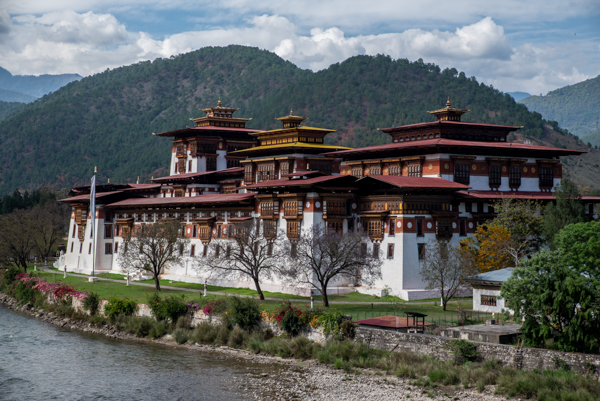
(290, 108), (294, 116)
(446, 96), (451, 108)
(217, 97), (222, 107)
(107, 178), (110, 184)
(94, 166), (97, 173)
(151, 176), (154, 180)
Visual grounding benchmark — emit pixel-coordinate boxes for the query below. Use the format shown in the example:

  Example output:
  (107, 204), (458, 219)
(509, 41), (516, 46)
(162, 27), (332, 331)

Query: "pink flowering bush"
(16, 273), (88, 301)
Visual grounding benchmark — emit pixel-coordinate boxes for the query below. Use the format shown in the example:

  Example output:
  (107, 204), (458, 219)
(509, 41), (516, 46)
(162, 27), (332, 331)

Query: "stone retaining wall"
(356, 327), (600, 376)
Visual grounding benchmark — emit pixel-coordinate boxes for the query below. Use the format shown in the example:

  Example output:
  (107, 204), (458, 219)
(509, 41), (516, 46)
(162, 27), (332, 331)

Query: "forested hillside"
(520, 75), (600, 140)
(0, 45), (594, 195)
(0, 101), (26, 122)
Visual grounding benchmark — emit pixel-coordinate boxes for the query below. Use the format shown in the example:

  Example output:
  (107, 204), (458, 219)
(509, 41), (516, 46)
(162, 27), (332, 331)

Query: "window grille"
(509, 166), (521, 188)
(540, 167), (554, 188)
(407, 164), (421, 177)
(481, 295), (497, 306)
(489, 165), (501, 187)
(454, 163), (470, 184)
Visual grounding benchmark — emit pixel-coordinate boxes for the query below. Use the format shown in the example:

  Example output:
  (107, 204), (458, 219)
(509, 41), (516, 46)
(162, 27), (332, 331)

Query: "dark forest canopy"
(0, 45), (578, 196)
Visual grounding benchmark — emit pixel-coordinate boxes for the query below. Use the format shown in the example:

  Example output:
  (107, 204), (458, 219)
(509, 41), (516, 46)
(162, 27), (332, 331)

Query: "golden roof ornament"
(446, 96), (451, 108)
(217, 97), (222, 107)
(290, 108), (294, 116)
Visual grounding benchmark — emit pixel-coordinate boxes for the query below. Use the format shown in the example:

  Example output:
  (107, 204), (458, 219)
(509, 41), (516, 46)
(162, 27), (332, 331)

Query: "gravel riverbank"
(0, 292), (511, 400)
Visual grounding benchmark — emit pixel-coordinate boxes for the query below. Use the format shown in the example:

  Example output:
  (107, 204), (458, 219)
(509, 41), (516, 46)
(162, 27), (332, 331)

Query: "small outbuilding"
(354, 314), (435, 333)
(467, 268), (514, 314)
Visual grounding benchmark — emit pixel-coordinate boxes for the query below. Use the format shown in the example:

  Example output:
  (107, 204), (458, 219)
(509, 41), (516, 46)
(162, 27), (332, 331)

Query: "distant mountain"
(519, 75), (600, 138)
(0, 66), (82, 98)
(0, 45), (594, 195)
(0, 88), (36, 103)
(0, 101), (26, 121)
(507, 91), (531, 101)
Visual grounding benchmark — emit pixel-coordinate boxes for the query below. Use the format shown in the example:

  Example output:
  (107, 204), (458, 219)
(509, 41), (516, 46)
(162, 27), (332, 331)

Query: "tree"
(281, 226), (382, 307)
(460, 224), (513, 273)
(117, 220), (189, 291)
(502, 221), (600, 352)
(554, 221), (600, 284)
(420, 240), (476, 311)
(543, 178), (586, 249)
(461, 199), (543, 271)
(31, 202), (70, 259)
(194, 219), (287, 300)
(0, 208), (37, 270)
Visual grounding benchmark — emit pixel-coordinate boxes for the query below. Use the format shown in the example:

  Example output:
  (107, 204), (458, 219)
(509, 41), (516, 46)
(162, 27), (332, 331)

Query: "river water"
(0, 305), (295, 401)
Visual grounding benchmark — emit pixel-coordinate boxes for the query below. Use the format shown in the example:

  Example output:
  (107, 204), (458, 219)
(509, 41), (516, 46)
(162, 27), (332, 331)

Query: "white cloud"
(0, 10), (593, 95)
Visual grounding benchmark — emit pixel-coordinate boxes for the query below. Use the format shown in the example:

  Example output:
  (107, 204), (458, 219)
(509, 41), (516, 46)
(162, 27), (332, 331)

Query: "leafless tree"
(32, 202), (70, 259)
(281, 226), (382, 307)
(0, 208), (37, 271)
(419, 239), (476, 311)
(117, 220), (189, 291)
(194, 219), (287, 300)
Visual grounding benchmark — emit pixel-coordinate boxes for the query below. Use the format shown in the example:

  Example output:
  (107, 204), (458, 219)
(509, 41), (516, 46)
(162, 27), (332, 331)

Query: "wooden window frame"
(481, 295), (497, 306)
(387, 243), (394, 259)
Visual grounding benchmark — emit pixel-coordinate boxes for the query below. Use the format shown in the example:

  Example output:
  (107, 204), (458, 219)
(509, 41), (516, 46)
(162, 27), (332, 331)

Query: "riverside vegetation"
(2, 268), (600, 400)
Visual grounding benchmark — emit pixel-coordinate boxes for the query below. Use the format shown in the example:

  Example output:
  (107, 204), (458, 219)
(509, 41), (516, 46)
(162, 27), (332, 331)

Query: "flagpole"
(90, 172), (98, 282)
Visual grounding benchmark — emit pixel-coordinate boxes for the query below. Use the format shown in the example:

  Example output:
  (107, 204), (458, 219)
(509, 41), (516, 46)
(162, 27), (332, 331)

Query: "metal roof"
(469, 267), (515, 283)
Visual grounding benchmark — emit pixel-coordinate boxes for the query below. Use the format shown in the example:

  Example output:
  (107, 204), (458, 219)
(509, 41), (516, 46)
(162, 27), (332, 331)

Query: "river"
(0, 305), (296, 401)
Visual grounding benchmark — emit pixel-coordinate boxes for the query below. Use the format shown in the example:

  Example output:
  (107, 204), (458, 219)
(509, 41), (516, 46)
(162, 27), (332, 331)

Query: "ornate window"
(263, 220), (277, 239)
(540, 167), (554, 188)
(509, 166), (521, 188)
(367, 220), (383, 239)
(368, 165), (382, 175)
(407, 164), (421, 177)
(436, 221), (453, 238)
(489, 165), (501, 188)
(287, 220), (300, 239)
(454, 163), (470, 184)
(389, 219), (395, 235)
(351, 166), (363, 178)
(326, 220), (343, 233)
(388, 165), (402, 176)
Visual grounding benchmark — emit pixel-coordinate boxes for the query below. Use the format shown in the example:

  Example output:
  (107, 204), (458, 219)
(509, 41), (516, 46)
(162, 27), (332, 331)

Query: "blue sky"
(1, 0), (599, 95)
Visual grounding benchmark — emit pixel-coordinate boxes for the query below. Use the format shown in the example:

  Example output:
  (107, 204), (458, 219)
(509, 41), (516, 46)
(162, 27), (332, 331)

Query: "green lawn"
(36, 270), (475, 323)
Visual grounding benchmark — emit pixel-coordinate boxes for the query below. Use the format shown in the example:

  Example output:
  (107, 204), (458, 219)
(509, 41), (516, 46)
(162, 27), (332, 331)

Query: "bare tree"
(419, 240), (475, 311)
(194, 219), (287, 300)
(32, 202), (70, 259)
(117, 220), (189, 291)
(0, 208), (37, 271)
(282, 226), (382, 307)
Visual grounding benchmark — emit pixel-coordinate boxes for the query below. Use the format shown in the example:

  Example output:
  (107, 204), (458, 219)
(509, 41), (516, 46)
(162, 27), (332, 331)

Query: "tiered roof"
(231, 109), (351, 157)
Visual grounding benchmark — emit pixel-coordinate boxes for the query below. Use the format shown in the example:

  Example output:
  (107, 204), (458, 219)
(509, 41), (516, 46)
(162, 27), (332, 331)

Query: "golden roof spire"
(94, 166), (97, 173)
(217, 97), (222, 107)
(446, 96), (451, 108)
(290, 108), (294, 116)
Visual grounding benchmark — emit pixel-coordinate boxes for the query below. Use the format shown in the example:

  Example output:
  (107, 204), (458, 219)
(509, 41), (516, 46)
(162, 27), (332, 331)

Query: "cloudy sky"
(1, 0), (599, 95)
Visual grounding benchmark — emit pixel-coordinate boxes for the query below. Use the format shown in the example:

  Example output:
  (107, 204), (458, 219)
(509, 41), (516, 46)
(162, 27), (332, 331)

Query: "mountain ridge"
(0, 45), (596, 196)
(0, 66), (82, 99)
(519, 74), (600, 140)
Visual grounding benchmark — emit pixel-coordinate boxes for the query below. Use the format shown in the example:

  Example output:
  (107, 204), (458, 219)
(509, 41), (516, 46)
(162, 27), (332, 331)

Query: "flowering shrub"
(269, 301), (307, 336)
(15, 273), (87, 301)
(187, 302), (201, 313)
(202, 299), (228, 315)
